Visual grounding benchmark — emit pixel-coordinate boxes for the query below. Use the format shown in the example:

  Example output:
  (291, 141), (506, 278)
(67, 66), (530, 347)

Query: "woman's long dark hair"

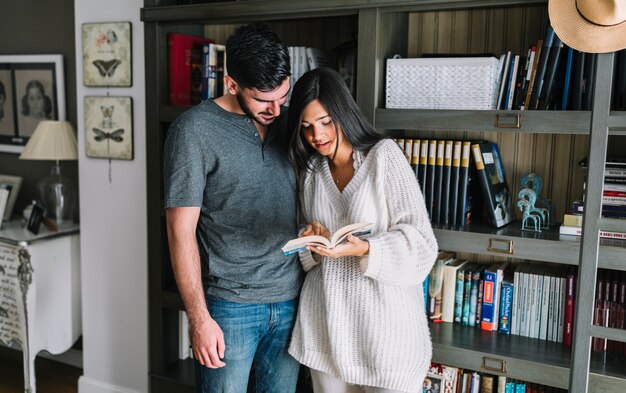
(288, 67), (384, 174)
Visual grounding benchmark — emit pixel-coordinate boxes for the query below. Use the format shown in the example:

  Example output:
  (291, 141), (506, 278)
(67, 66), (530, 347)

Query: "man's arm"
(166, 207), (226, 368)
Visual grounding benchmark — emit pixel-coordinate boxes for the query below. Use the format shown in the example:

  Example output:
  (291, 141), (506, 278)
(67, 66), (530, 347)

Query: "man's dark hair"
(226, 23), (290, 91)
(288, 67), (384, 174)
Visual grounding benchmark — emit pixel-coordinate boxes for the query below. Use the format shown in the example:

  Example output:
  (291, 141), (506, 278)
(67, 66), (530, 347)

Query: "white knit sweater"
(288, 139), (439, 393)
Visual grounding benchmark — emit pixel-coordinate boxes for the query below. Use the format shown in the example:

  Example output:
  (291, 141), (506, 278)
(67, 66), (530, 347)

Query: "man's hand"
(300, 221), (330, 239)
(190, 316), (226, 368)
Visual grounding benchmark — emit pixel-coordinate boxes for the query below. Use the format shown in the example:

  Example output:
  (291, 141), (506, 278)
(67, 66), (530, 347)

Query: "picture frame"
(84, 96), (134, 160)
(0, 174), (23, 222)
(82, 22), (132, 87)
(0, 55), (65, 153)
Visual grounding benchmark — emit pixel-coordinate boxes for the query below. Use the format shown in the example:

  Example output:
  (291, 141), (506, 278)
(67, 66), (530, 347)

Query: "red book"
(604, 190), (626, 197)
(168, 33), (214, 105)
(563, 267), (576, 346)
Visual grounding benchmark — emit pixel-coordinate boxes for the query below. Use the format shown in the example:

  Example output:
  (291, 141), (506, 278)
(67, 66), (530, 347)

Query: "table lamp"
(19, 120), (78, 226)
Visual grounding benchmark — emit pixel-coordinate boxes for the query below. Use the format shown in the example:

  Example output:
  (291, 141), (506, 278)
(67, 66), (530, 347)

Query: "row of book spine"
(394, 138), (475, 227)
(427, 252), (575, 345)
(495, 25), (626, 111)
(168, 32), (341, 106)
(592, 268), (626, 360)
(426, 362), (567, 393)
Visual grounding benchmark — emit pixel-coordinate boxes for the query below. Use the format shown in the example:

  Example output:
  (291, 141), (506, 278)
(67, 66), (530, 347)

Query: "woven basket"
(385, 57), (502, 110)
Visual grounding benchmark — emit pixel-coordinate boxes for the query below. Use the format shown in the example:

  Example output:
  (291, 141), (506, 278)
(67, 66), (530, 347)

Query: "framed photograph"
(0, 174), (23, 221)
(84, 96), (133, 160)
(82, 22), (132, 87)
(0, 55), (65, 153)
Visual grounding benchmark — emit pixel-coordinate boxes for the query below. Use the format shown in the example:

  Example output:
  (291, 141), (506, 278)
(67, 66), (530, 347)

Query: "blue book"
(515, 382), (526, 393)
(505, 382), (515, 393)
(481, 262), (510, 331)
(423, 274), (430, 316)
(469, 265), (486, 327)
(453, 262), (468, 323)
(499, 276), (514, 334)
(561, 47), (574, 110)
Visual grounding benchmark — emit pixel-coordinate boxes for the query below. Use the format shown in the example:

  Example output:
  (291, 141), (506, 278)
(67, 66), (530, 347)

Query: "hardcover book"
(471, 142), (514, 228)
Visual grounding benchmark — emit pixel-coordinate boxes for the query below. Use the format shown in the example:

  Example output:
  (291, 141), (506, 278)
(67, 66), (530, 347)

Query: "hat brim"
(549, 0), (626, 53)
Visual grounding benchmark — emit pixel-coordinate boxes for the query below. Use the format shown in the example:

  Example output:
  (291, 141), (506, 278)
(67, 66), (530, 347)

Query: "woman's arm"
(360, 142), (439, 286)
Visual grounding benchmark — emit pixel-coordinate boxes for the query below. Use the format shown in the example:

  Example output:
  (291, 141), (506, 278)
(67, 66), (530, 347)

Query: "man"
(164, 23), (302, 393)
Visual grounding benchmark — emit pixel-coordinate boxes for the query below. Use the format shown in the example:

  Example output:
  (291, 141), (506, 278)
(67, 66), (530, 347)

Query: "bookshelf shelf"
(430, 322), (626, 392)
(374, 109), (592, 134)
(433, 223), (626, 270)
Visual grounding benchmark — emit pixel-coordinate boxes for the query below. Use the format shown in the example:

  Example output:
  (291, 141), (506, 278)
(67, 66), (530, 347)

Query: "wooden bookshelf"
(142, 0), (626, 392)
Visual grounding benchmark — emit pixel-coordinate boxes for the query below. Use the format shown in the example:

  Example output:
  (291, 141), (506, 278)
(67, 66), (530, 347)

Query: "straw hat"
(549, 0), (626, 53)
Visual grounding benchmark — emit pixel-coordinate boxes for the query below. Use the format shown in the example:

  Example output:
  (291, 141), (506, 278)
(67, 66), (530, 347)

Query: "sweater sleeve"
(360, 141), (439, 286)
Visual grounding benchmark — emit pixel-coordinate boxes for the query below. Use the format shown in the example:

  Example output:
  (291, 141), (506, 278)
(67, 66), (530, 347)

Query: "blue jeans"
(195, 298), (300, 393)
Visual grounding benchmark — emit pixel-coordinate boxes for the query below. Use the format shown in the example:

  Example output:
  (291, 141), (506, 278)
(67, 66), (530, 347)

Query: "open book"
(281, 222), (374, 255)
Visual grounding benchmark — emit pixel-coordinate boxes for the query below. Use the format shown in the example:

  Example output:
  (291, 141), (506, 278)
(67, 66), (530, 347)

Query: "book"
(442, 258), (468, 323)
(561, 47), (574, 110)
(523, 39), (544, 110)
(429, 252), (456, 320)
(537, 34), (564, 110)
(559, 224), (626, 239)
(481, 262), (510, 331)
(433, 140), (445, 225)
(456, 141), (472, 226)
(497, 51), (512, 109)
(454, 261), (469, 323)
(471, 142), (514, 228)
(190, 48), (203, 105)
(411, 139), (421, 181)
(499, 272), (514, 334)
(419, 139), (429, 193)
(441, 141), (453, 225)
(504, 55), (519, 110)
(450, 141), (462, 226)
(281, 222), (373, 255)
(469, 264), (486, 327)
(168, 33), (214, 105)
(529, 25), (556, 110)
(571, 50), (585, 110)
(427, 140), (437, 219)
(305, 47), (334, 70)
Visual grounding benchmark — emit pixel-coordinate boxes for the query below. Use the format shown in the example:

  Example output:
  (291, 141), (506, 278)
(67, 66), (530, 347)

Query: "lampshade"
(19, 120), (78, 160)
(18, 120), (78, 227)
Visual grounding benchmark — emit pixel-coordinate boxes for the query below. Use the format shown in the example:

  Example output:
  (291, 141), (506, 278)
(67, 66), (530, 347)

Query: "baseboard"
(79, 376), (142, 393)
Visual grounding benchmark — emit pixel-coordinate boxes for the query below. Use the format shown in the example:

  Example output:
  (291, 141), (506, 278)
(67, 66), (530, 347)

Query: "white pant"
(310, 369), (406, 393)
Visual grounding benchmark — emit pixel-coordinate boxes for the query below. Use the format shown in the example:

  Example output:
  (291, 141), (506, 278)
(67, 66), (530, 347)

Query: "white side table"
(0, 220), (80, 393)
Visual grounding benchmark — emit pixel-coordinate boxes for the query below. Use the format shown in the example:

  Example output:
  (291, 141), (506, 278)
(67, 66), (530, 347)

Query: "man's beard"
(236, 92), (275, 126)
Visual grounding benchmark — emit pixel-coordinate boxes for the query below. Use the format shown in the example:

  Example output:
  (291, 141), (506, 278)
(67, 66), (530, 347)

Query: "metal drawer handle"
(482, 356), (507, 373)
(488, 238), (515, 254)
(495, 113), (522, 128)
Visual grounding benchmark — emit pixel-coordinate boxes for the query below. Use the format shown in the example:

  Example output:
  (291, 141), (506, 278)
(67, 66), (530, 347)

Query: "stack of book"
(592, 269), (626, 362)
(561, 156), (626, 237)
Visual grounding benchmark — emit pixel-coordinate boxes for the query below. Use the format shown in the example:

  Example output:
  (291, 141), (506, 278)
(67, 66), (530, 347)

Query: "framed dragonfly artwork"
(82, 22), (132, 87)
(84, 96), (133, 160)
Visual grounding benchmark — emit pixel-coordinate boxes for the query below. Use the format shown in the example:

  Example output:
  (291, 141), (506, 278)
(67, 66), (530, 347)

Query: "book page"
(330, 222), (373, 246)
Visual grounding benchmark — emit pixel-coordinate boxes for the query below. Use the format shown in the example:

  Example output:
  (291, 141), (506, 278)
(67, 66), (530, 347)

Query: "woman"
(287, 67), (439, 393)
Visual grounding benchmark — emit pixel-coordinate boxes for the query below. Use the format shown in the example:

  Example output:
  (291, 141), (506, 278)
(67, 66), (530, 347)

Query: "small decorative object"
(19, 121), (78, 226)
(517, 173), (552, 232)
(0, 55), (65, 153)
(25, 201), (45, 235)
(84, 96), (133, 160)
(82, 22), (132, 87)
(0, 174), (23, 221)
(521, 173), (554, 225)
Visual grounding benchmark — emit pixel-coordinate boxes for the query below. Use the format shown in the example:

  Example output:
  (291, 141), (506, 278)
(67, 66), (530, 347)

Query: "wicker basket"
(385, 57), (502, 110)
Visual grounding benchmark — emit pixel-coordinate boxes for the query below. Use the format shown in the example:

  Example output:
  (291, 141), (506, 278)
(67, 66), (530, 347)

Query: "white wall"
(74, 1), (148, 392)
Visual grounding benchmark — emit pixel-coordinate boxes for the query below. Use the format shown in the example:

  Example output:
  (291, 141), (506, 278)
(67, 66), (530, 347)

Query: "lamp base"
(37, 162), (76, 226)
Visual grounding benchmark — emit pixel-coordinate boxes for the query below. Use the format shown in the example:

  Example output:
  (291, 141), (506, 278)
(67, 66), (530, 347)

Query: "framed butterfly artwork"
(84, 96), (133, 160)
(82, 22), (132, 87)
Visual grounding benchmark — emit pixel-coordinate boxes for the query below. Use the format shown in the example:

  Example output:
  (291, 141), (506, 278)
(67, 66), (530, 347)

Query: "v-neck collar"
(319, 141), (381, 206)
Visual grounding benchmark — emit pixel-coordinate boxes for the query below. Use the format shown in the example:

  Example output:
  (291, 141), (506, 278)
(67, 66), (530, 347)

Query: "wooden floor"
(0, 346), (81, 393)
